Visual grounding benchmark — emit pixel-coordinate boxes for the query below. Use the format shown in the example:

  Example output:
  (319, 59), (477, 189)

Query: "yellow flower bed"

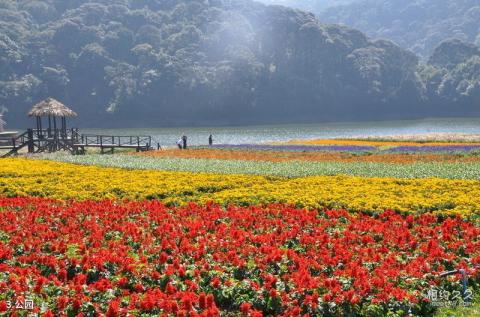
(0, 158), (270, 205)
(1, 158), (479, 215)
(206, 176), (479, 215)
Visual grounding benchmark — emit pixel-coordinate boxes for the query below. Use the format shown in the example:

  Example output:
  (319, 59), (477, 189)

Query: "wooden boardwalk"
(0, 129), (153, 157)
(72, 134), (153, 154)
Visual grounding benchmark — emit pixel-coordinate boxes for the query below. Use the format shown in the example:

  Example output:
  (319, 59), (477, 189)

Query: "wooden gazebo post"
(48, 115), (52, 137)
(35, 116), (43, 138)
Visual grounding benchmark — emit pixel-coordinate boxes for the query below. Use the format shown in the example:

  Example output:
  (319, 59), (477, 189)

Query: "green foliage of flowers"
(39, 153), (480, 180)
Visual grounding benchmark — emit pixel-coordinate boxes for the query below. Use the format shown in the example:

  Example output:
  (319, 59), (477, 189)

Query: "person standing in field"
(182, 135), (187, 149)
(176, 138), (183, 149)
(208, 134), (213, 146)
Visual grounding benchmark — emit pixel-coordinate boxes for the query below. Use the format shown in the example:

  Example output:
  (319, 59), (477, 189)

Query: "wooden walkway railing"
(1, 129), (153, 157)
(73, 134), (152, 154)
(0, 130), (30, 156)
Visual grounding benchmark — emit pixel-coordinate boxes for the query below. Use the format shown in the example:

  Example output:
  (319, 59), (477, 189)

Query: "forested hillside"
(419, 39), (480, 112)
(257, 0), (355, 12)
(321, 0), (480, 59)
(0, 0), (478, 128)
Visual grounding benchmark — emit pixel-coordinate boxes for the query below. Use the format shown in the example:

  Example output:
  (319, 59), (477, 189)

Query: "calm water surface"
(82, 118), (480, 147)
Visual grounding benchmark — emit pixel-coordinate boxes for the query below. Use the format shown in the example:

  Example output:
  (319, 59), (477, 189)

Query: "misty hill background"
(261, 0), (480, 60)
(321, 0), (480, 59)
(257, 0), (355, 12)
(0, 0), (479, 128)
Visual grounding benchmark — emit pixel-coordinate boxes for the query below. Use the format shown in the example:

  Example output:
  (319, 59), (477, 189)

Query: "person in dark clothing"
(182, 135), (187, 149)
(208, 134), (213, 146)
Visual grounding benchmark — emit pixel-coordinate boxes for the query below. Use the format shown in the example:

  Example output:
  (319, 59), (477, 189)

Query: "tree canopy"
(320, 0), (480, 60)
(0, 0), (478, 128)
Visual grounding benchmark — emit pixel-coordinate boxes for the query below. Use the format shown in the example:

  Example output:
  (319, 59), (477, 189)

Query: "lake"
(81, 117), (480, 146)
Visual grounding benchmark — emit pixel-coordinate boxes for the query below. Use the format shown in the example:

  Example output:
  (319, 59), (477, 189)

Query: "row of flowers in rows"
(137, 148), (480, 164)
(286, 139), (480, 147)
(0, 198), (479, 316)
(209, 144), (480, 153)
(43, 152), (480, 180)
(1, 159), (480, 215)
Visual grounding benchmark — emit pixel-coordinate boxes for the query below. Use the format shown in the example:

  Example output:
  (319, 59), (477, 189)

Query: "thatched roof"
(28, 98), (77, 117)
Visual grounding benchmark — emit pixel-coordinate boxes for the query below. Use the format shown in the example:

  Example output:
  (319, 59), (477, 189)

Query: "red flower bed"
(0, 198), (479, 316)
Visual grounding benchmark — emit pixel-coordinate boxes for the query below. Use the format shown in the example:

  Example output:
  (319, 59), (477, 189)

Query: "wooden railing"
(1, 129), (153, 157)
(31, 128), (80, 140)
(0, 130), (29, 154)
(77, 134), (152, 148)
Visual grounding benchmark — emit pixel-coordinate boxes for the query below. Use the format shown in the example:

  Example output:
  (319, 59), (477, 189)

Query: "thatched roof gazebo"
(28, 98), (77, 137)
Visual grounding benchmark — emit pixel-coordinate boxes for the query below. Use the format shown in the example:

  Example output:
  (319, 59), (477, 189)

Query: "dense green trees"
(0, 0), (478, 128)
(320, 0), (480, 60)
(419, 40), (480, 114)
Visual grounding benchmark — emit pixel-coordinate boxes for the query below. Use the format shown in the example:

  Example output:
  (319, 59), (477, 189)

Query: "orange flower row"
(136, 148), (480, 164)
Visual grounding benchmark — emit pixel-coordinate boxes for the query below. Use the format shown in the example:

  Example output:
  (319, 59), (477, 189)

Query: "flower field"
(0, 198), (479, 316)
(209, 144), (378, 152)
(327, 133), (480, 143)
(284, 139), (480, 153)
(385, 145), (480, 153)
(287, 133), (480, 143)
(286, 139), (480, 147)
(135, 148), (480, 164)
(36, 153), (480, 179)
(2, 158), (480, 215)
(1, 136), (480, 316)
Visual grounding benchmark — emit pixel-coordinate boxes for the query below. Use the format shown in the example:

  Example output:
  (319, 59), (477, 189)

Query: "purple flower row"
(386, 145), (480, 153)
(206, 143), (480, 153)
(209, 144), (377, 152)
